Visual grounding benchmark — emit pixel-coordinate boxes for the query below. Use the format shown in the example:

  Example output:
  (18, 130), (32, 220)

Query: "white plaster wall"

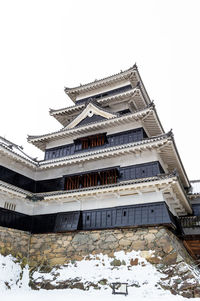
(0, 189), (170, 216)
(81, 191), (165, 211)
(0, 192), (34, 215)
(0, 146), (164, 184)
(35, 150), (160, 180)
(32, 190), (165, 215)
(32, 200), (81, 215)
(0, 155), (36, 179)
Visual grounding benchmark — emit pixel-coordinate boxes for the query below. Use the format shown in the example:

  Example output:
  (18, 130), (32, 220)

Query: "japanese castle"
(0, 65), (200, 257)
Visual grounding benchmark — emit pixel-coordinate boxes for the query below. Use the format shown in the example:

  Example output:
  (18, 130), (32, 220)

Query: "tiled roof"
(0, 136), (38, 166)
(64, 65), (137, 94)
(28, 104), (155, 143)
(39, 132), (172, 166)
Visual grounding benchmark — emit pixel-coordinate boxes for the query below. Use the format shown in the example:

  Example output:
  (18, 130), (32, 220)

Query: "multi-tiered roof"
(1, 64), (200, 238)
(24, 65), (192, 216)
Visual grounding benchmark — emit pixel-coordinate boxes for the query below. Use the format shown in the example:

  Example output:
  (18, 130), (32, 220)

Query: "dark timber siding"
(81, 202), (176, 230)
(0, 166), (64, 193)
(44, 128), (147, 160)
(120, 162), (164, 181)
(191, 204), (200, 216)
(64, 161), (164, 190)
(0, 208), (30, 231)
(0, 161), (164, 193)
(54, 212), (81, 233)
(0, 166), (36, 192)
(0, 202), (176, 233)
(75, 115), (106, 127)
(76, 85), (132, 105)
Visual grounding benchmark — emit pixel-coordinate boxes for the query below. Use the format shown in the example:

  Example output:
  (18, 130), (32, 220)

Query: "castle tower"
(0, 65), (194, 235)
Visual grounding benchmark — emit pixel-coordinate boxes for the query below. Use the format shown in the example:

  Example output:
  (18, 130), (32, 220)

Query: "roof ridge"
(0, 142), (38, 166)
(64, 65), (137, 93)
(190, 179), (200, 183)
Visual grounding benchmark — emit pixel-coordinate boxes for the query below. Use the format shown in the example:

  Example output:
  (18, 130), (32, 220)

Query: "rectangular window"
(75, 133), (106, 151)
(65, 168), (118, 191)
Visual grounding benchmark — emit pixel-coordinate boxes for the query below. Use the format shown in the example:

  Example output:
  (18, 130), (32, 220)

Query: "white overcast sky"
(0, 0), (199, 180)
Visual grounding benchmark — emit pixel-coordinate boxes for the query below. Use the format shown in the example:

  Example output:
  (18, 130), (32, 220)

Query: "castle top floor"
(64, 64), (151, 105)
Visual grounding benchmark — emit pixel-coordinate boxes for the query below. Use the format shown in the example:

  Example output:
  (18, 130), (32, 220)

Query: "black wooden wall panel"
(0, 161), (164, 193)
(0, 202), (176, 233)
(0, 166), (36, 192)
(35, 178), (64, 193)
(31, 214), (57, 234)
(120, 162), (164, 181)
(54, 211), (80, 232)
(81, 202), (175, 230)
(0, 165), (64, 193)
(76, 85), (132, 105)
(191, 204), (200, 216)
(75, 115), (106, 127)
(0, 208), (30, 231)
(44, 128), (147, 161)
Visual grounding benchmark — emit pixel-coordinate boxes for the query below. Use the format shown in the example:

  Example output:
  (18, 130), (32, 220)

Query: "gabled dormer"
(65, 102), (117, 129)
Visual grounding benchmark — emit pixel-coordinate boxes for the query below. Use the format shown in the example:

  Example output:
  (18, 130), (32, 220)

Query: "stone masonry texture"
(0, 225), (193, 267)
(3, 225), (200, 297)
(0, 226), (30, 259)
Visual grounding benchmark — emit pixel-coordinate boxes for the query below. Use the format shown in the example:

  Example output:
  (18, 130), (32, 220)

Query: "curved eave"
(39, 133), (170, 168)
(158, 136), (190, 188)
(169, 176), (192, 215)
(188, 193), (200, 199)
(50, 104), (84, 115)
(39, 174), (192, 215)
(64, 66), (137, 100)
(27, 105), (164, 151)
(64, 65), (151, 105)
(0, 174), (191, 215)
(50, 87), (149, 127)
(0, 180), (32, 199)
(37, 133), (190, 189)
(0, 144), (38, 169)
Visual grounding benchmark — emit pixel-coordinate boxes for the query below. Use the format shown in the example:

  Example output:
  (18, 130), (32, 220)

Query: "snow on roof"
(0, 136), (38, 164)
(190, 180), (200, 194)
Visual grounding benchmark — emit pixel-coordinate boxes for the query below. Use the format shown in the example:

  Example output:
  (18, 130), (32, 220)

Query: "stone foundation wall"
(29, 227), (193, 267)
(1, 226), (199, 297)
(0, 226), (30, 258)
(0, 225), (194, 267)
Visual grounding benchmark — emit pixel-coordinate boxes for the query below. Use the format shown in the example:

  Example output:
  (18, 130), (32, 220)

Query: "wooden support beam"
(183, 240), (200, 260)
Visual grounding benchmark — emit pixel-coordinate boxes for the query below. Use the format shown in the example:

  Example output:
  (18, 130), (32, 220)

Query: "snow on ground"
(0, 252), (200, 301)
(32, 251), (163, 288)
